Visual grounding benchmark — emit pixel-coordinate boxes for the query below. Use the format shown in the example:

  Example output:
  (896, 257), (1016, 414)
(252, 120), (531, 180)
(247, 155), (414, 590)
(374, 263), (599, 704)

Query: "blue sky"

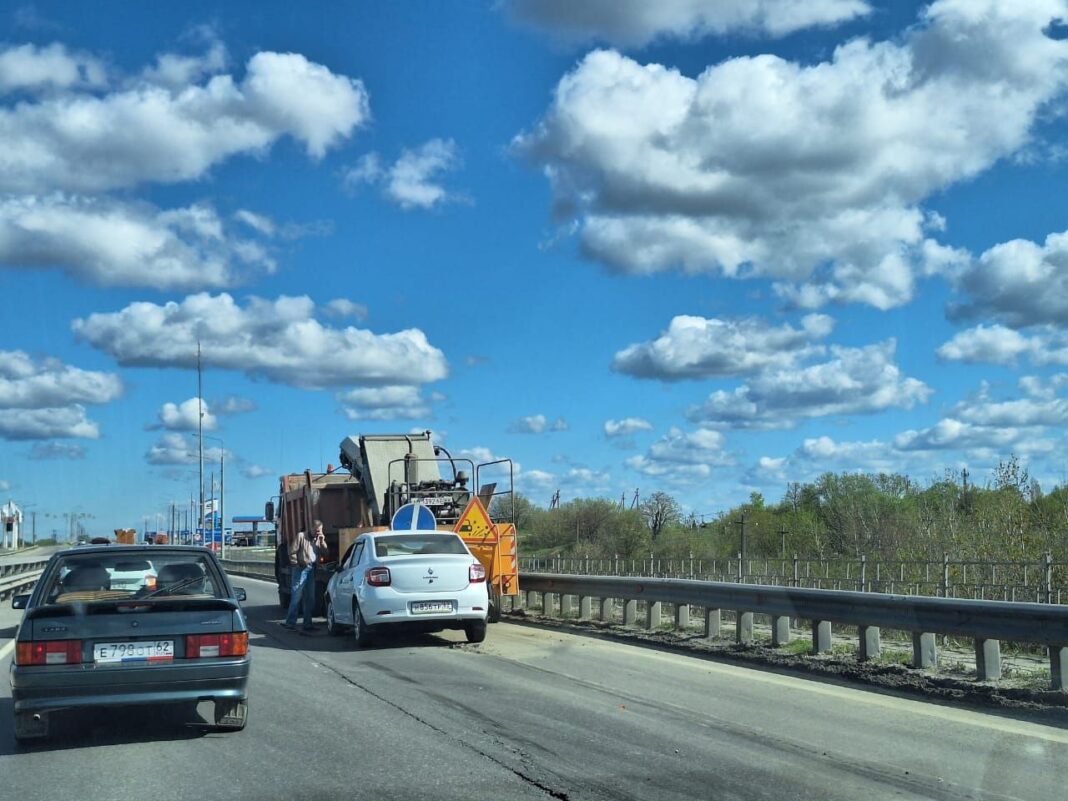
(2, 0), (1068, 536)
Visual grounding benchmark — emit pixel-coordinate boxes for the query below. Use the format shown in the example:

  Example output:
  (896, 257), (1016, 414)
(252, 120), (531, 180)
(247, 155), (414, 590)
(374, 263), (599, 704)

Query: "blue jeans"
(285, 564), (316, 628)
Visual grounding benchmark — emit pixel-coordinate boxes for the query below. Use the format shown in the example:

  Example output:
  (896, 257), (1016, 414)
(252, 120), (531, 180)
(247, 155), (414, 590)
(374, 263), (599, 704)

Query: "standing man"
(283, 520), (327, 632)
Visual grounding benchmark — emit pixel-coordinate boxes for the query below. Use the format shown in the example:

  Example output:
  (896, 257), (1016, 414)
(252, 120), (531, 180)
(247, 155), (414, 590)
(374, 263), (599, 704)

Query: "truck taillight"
(469, 563), (486, 583)
(367, 567), (391, 586)
(185, 632), (249, 658)
(15, 640), (82, 666)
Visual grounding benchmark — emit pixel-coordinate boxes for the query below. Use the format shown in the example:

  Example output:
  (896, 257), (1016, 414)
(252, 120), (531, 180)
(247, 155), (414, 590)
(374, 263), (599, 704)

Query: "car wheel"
(213, 700), (248, 731)
(352, 601), (373, 648)
(464, 620), (487, 643)
(326, 598), (343, 636)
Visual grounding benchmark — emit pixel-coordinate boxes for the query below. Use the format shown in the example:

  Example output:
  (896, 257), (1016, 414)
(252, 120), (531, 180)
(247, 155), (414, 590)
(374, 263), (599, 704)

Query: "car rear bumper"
(362, 586), (489, 627)
(10, 656), (250, 714)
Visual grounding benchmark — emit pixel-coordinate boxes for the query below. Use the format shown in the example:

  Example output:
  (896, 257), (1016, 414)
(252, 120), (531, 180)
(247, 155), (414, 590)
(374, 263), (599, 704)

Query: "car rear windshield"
(374, 534), (469, 557)
(41, 552), (225, 605)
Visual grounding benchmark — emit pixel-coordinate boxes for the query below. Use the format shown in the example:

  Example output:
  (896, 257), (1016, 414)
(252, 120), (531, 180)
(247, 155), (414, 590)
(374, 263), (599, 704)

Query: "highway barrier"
(517, 572), (1068, 691)
(220, 559), (275, 581)
(0, 558), (48, 601)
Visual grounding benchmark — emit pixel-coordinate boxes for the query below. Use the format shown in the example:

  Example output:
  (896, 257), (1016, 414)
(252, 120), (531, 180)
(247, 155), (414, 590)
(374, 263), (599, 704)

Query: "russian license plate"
(410, 601), (454, 615)
(93, 640), (174, 664)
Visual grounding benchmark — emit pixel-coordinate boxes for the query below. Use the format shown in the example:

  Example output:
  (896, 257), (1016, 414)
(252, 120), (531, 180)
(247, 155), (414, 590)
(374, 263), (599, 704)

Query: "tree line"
(501, 457), (1068, 563)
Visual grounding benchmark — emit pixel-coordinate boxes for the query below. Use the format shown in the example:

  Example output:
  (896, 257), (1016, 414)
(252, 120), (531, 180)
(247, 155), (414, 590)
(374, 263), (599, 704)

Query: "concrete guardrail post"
(579, 595), (592, 620)
(704, 607), (721, 639)
(675, 603), (690, 630)
(975, 638), (1001, 681)
(600, 598), (613, 622)
(813, 620), (832, 653)
(771, 615), (791, 647)
(542, 591), (555, 617)
(526, 589), (538, 609)
(623, 599), (638, 626)
(736, 611), (753, 644)
(1049, 646), (1067, 691)
(912, 632), (937, 668)
(646, 601), (663, 630)
(560, 594), (574, 617)
(858, 625), (881, 661)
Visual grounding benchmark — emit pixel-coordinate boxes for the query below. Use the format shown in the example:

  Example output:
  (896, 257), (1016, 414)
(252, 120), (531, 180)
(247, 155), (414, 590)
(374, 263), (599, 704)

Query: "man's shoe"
(280, 621), (297, 630)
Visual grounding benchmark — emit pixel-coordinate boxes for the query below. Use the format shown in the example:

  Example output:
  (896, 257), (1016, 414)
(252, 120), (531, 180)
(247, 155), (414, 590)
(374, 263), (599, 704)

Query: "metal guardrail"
(219, 559), (276, 581)
(0, 559), (48, 600)
(519, 572), (1068, 691)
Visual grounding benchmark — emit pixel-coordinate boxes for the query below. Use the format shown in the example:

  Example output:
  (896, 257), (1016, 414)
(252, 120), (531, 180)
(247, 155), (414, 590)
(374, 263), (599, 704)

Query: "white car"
(324, 530), (489, 646)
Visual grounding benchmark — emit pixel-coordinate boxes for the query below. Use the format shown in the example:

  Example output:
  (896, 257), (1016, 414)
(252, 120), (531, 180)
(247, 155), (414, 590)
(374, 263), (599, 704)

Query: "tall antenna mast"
(197, 340), (204, 541)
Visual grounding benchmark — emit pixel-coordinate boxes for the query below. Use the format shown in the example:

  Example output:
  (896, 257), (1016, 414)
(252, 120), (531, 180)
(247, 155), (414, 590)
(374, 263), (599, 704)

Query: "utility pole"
(630, 488), (640, 509)
(734, 512), (748, 565)
(779, 525), (788, 559)
(197, 340), (204, 551)
(220, 448), (226, 559)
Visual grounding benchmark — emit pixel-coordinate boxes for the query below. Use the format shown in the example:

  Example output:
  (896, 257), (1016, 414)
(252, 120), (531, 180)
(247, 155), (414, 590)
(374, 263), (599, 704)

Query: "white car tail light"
(367, 567), (391, 586)
(469, 563), (486, 583)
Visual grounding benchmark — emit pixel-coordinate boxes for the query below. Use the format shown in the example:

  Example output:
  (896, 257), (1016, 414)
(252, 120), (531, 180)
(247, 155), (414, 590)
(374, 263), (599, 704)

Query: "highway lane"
(2, 575), (1067, 800)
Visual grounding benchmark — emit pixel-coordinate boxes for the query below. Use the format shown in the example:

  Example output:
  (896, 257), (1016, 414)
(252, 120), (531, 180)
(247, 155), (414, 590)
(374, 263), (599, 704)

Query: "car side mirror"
(11, 594), (30, 609)
(233, 587), (247, 602)
(264, 500), (275, 522)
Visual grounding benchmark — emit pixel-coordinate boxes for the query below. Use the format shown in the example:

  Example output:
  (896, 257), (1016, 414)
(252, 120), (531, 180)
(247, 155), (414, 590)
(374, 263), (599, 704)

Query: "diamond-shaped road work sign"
(454, 497), (497, 543)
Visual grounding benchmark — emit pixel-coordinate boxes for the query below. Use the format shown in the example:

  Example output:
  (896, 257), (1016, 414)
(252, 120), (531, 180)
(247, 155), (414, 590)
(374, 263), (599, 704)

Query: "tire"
(464, 620), (487, 644)
(352, 601), (373, 648)
(325, 598), (343, 636)
(213, 700), (248, 731)
(487, 588), (502, 624)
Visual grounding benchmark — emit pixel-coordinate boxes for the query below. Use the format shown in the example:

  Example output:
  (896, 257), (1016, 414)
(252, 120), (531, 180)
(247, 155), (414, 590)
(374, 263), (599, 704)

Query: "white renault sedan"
(324, 530), (489, 646)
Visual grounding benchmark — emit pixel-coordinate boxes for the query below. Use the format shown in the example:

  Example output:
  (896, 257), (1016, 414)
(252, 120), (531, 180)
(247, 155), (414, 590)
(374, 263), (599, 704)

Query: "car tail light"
(366, 567), (391, 587)
(185, 632), (249, 658)
(15, 640), (82, 666)
(469, 563), (486, 583)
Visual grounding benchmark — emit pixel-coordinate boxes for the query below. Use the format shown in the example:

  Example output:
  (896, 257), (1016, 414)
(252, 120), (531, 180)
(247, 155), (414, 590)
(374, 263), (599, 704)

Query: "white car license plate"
(410, 601), (454, 615)
(93, 640), (174, 664)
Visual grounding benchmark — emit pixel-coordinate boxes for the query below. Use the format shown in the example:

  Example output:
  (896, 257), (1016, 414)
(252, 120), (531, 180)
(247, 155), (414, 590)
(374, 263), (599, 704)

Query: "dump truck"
(267, 431), (519, 621)
(114, 528), (137, 545)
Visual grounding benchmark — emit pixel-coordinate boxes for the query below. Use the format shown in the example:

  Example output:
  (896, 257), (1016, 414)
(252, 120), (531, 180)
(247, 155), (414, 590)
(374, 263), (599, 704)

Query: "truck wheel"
(465, 620), (487, 643)
(488, 589), (502, 623)
(213, 700), (248, 731)
(352, 601), (374, 648)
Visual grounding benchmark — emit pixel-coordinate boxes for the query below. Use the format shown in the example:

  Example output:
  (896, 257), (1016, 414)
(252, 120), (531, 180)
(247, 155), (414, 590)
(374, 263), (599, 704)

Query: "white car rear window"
(374, 534), (468, 557)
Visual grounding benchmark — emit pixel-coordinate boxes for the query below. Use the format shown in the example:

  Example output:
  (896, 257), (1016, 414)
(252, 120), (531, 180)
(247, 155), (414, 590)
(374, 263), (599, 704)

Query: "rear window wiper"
(140, 576), (207, 598)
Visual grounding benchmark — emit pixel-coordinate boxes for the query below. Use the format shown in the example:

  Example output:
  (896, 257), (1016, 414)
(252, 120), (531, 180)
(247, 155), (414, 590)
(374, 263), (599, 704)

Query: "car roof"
(55, 544), (216, 558)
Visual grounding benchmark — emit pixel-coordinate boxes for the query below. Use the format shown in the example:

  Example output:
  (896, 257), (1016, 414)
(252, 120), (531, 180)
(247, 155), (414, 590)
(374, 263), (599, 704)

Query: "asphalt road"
(2, 576), (1067, 800)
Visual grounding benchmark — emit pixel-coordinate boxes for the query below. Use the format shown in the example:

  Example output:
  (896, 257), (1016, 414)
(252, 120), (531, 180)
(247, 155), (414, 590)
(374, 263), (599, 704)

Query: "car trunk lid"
(381, 555), (472, 593)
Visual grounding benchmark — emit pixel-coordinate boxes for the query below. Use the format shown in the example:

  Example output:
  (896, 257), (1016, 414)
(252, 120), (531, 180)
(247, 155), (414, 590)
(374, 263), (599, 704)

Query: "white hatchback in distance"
(324, 531), (489, 646)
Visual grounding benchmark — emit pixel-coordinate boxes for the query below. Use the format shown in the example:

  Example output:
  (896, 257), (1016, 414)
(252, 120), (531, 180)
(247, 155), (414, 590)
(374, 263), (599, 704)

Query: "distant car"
(324, 531), (489, 647)
(9, 545), (250, 743)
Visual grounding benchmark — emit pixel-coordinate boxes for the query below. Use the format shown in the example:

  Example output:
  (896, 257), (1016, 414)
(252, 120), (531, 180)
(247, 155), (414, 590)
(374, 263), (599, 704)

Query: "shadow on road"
(0, 697), (212, 755)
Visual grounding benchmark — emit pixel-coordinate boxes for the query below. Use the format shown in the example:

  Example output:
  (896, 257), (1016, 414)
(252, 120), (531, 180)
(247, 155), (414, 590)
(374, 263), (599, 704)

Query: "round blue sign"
(390, 502), (438, 531)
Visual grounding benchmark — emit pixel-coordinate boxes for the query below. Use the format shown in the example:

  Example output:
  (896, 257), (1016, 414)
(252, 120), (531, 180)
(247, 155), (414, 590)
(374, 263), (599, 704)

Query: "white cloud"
(233, 209), (276, 237)
(518, 469), (557, 492)
(627, 426), (731, 479)
(29, 441), (87, 460)
(687, 340), (930, 428)
(603, 417), (653, 437)
(215, 395), (256, 415)
(949, 230), (1068, 328)
(323, 298), (368, 321)
(508, 414), (569, 434)
(241, 464), (272, 479)
(140, 37), (228, 89)
(146, 433), (227, 466)
(0, 49), (369, 193)
(0, 195), (276, 289)
(347, 139), (463, 210)
(338, 385), (431, 421)
(156, 397), (216, 432)
(893, 419), (1024, 453)
(0, 406), (99, 440)
(937, 323), (1068, 366)
(612, 313), (832, 380)
(0, 42), (106, 93)
(508, 0), (870, 45)
(0, 479), (8, 491)
(0, 350), (121, 408)
(72, 292), (448, 390)
(516, 2), (1068, 308)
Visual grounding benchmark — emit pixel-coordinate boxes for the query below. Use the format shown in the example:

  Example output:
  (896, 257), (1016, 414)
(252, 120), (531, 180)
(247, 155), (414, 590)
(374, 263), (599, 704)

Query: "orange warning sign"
(454, 497), (497, 544)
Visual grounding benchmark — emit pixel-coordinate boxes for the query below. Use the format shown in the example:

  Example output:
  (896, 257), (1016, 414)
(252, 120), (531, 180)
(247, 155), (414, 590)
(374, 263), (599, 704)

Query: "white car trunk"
(382, 554), (472, 594)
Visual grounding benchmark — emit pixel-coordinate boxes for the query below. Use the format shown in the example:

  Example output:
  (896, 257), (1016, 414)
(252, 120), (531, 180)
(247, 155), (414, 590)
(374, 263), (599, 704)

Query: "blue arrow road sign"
(391, 502), (438, 531)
